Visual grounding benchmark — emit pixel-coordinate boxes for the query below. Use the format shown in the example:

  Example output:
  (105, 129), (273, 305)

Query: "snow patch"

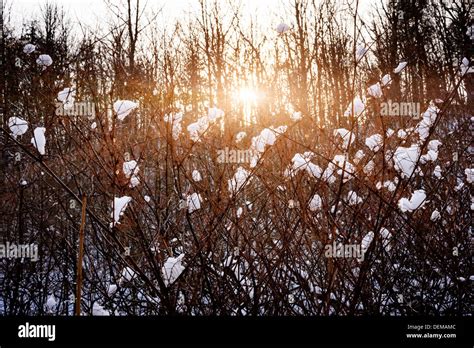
(192, 170), (202, 182)
(186, 193), (202, 213)
(23, 43), (36, 54)
(343, 96), (365, 117)
(309, 194), (322, 211)
(365, 134), (383, 152)
(228, 167), (251, 195)
(36, 54), (53, 67)
(162, 254), (185, 286)
(367, 83), (382, 98)
(393, 145), (420, 178)
(8, 117), (28, 138)
(398, 189), (426, 212)
(114, 100), (138, 121)
(31, 127), (46, 155)
(393, 61), (407, 74)
(112, 196), (132, 226)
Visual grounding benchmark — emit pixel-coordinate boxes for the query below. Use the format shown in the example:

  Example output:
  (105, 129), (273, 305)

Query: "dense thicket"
(0, 0), (472, 315)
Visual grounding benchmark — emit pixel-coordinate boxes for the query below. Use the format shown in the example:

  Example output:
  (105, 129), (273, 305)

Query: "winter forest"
(0, 0), (472, 316)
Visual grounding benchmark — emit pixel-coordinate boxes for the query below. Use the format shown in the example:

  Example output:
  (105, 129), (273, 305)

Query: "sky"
(6, 0), (376, 34)
(6, 0), (281, 30)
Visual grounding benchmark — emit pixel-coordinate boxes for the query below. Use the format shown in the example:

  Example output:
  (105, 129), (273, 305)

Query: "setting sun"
(238, 87), (258, 104)
(235, 87), (258, 125)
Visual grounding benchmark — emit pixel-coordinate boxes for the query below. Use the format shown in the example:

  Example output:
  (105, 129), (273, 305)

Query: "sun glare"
(238, 88), (258, 104)
(236, 87), (258, 125)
